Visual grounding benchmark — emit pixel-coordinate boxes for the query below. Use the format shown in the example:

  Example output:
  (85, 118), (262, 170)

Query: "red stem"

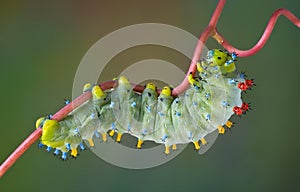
(213, 8), (300, 57)
(1, 0), (299, 178)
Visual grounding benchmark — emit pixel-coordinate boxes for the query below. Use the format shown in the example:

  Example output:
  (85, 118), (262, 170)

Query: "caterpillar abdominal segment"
(36, 49), (254, 159)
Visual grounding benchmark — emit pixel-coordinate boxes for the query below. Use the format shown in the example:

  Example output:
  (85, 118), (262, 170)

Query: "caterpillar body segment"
(37, 49), (251, 159)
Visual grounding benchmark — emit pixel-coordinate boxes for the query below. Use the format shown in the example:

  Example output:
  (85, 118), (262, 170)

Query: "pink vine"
(0, 0), (299, 178)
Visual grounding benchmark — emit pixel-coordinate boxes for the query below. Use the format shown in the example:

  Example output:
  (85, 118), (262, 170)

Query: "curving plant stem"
(0, 0), (299, 178)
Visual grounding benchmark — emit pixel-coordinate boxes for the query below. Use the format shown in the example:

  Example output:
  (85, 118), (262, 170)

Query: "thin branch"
(213, 8), (300, 57)
(172, 0), (227, 95)
(1, 0), (299, 178)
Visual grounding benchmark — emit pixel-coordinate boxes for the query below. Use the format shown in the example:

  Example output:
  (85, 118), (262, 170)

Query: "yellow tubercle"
(83, 83), (91, 92)
(92, 85), (105, 100)
(137, 139), (143, 149)
(146, 83), (156, 91)
(196, 62), (204, 73)
(188, 73), (195, 85)
(109, 130), (115, 137)
(71, 148), (78, 157)
(118, 76), (130, 85)
(225, 121), (233, 128)
(116, 133), (122, 142)
(218, 125), (225, 134)
(161, 86), (171, 96)
(102, 133), (107, 142)
(172, 144), (177, 150)
(88, 139), (95, 147)
(200, 138), (207, 145)
(193, 141), (200, 150)
(164, 146), (170, 155)
(188, 73), (201, 88)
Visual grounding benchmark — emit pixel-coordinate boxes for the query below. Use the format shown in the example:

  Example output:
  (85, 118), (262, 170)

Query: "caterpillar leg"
(88, 139), (95, 147)
(116, 133), (122, 142)
(172, 144), (177, 150)
(71, 148), (78, 158)
(137, 139), (143, 149)
(109, 130), (115, 137)
(225, 121), (233, 128)
(164, 145), (170, 155)
(193, 141), (200, 150)
(217, 125), (225, 134)
(102, 133), (107, 142)
(200, 138), (207, 145)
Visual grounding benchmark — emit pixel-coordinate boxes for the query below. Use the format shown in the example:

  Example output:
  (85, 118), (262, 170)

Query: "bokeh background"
(0, 0), (299, 191)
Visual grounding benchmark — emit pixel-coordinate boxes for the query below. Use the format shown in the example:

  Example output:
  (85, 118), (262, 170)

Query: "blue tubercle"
(161, 135), (168, 142)
(131, 101), (137, 107)
(94, 131), (100, 138)
(65, 143), (71, 151)
(64, 99), (70, 105)
(54, 148), (60, 155)
(205, 114), (211, 121)
(79, 143), (85, 150)
(205, 93), (211, 100)
(228, 78), (237, 85)
(62, 152), (67, 160)
(38, 142), (44, 148)
(46, 146), (52, 152)
(110, 102), (115, 108)
(175, 112), (181, 117)
(222, 101), (229, 108)
(111, 122), (116, 130)
(231, 52), (237, 60)
(146, 105), (151, 112)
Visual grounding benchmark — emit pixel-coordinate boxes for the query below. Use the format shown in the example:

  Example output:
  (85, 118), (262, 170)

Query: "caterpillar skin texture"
(36, 49), (252, 159)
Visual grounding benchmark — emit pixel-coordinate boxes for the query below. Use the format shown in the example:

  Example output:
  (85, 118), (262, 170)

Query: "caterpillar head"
(161, 86), (172, 96)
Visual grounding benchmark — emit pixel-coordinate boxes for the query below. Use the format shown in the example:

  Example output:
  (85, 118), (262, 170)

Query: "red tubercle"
(245, 79), (255, 87)
(233, 106), (243, 116)
(238, 82), (248, 91)
(241, 102), (251, 113)
(238, 79), (255, 91)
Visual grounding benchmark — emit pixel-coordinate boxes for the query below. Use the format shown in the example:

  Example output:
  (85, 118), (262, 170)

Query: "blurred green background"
(0, 0), (299, 191)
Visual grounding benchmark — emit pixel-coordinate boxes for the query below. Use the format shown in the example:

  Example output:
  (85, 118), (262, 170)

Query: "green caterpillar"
(36, 49), (253, 159)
